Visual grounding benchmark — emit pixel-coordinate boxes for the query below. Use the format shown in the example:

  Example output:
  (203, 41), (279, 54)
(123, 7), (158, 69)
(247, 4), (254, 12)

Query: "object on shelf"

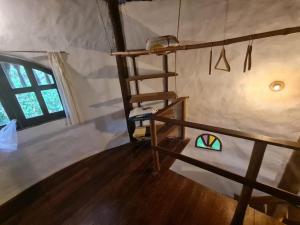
(146, 35), (179, 52)
(133, 126), (147, 139)
(129, 106), (158, 122)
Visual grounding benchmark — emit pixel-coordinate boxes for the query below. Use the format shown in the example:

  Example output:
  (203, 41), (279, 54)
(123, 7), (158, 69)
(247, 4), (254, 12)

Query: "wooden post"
(150, 119), (160, 172)
(106, 0), (134, 141)
(163, 55), (169, 107)
(271, 150), (300, 220)
(231, 141), (267, 225)
(131, 56), (142, 127)
(180, 98), (186, 139)
(131, 56), (141, 107)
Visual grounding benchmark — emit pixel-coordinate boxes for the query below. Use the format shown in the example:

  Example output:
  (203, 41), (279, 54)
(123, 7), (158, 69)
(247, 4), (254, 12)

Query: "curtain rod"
(111, 25), (300, 56)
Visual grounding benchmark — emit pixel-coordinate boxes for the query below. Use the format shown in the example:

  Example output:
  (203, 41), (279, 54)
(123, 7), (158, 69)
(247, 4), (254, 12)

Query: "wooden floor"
(0, 139), (283, 225)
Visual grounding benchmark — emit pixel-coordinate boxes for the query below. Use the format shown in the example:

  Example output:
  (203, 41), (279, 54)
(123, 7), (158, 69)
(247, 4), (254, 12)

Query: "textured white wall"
(0, 0), (129, 204)
(122, 0), (300, 196)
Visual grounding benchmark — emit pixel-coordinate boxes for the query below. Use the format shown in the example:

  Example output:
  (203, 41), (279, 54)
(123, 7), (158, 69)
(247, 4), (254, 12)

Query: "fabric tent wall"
(0, 0), (129, 204)
(121, 0), (300, 196)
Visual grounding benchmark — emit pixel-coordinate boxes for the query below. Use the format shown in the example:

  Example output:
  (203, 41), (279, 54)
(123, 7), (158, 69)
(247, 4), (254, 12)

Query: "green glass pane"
(196, 137), (206, 148)
(32, 69), (54, 86)
(41, 89), (63, 113)
(16, 92), (43, 119)
(211, 139), (221, 151)
(0, 102), (10, 126)
(1, 62), (31, 89)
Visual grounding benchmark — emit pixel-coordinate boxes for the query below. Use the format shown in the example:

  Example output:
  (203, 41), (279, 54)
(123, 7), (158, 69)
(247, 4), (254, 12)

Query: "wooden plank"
(231, 141), (267, 225)
(153, 116), (300, 150)
(154, 145), (300, 206)
(130, 91), (177, 103)
(111, 25), (300, 57)
(126, 72), (177, 82)
(106, 0), (134, 140)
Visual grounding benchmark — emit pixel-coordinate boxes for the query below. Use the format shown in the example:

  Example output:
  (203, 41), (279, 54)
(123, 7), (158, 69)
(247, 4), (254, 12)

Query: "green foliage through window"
(1, 63), (31, 89)
(32, 69), (54, 86)
(0, 55), (65, 129)
(16, 92), (43, 119)
(0, 101), (10, 126)
(41, 89), (63, 113)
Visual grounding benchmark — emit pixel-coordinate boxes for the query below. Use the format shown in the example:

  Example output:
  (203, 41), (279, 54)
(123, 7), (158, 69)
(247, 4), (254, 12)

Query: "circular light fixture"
(269, 81), (285, 92)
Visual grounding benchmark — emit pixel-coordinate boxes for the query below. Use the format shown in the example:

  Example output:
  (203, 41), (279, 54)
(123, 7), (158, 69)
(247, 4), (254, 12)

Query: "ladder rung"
(130, 91), (177, 103)
(127, 72), (177, 82)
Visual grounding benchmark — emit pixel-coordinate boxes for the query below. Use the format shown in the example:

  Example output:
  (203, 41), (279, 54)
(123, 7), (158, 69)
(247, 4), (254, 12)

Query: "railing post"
(150, 118), (160, 172)
(131, 56), (141, 108)
(180, 98), (187, 140)
(163, 54), (169, 107)
(231, 141), (267, 225)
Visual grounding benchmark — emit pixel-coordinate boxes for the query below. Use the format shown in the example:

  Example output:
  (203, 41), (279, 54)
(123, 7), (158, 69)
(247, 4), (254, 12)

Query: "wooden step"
(130, 92), (177, 103)
(127, 72), (177, 82)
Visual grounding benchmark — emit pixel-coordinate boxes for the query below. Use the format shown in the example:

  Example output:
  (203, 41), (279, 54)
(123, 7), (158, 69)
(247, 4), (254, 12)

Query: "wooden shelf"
(127, 72), (177, 82)
(130, 92), (177, 103)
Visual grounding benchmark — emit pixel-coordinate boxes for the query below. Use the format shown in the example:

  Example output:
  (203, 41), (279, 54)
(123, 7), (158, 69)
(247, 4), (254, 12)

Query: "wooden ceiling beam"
(111, 25), (300, 57)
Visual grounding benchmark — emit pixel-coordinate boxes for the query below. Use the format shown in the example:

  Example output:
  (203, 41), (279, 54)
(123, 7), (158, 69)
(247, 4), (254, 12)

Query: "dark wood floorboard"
(0, 139), (282, 225)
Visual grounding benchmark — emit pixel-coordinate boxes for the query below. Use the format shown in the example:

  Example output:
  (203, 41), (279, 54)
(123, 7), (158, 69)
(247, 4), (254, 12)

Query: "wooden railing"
(150, 97), (300, 225)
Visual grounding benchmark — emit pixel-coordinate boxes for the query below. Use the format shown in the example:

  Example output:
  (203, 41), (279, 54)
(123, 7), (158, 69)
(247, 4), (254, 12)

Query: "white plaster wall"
(0, 0), (129, 204)
(122, 0), (300, 196)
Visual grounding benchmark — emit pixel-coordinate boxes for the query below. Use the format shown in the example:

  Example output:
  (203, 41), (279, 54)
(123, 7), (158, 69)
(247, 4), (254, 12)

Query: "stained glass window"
(195, 134), (222, 151)
(32, 69), (54, 86)
(16, 92), (43, 119)
(41, 89), (63, 113)
(1, 63), (31, 89)
(0, 101), (10, 126)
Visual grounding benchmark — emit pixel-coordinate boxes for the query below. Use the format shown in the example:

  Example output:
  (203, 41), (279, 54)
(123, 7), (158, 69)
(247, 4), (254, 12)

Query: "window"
(195, 134), (222, 151)
(0, 55), (65, 130)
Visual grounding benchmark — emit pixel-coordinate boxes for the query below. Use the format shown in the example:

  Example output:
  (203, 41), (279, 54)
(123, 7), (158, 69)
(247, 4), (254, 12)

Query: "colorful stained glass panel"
(195, 134), (222, 151)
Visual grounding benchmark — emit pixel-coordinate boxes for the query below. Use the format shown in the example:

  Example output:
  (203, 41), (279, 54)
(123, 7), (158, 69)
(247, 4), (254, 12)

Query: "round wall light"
(269, 81), (285, 92)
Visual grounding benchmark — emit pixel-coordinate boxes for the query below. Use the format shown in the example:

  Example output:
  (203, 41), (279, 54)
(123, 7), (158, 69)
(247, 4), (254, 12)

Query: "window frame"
(0, 55), (66, 130)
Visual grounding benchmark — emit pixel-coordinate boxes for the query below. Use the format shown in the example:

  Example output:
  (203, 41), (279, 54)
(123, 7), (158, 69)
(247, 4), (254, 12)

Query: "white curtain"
(48, 52), (83, 125)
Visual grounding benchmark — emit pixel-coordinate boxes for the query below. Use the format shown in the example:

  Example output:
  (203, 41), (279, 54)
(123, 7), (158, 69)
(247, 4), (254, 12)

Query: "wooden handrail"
(111, 25), (300, 57)
(150, 98), (300, 225)
(154, 145), (300, 206)
(154, 97), (188, 117)
(153, 116), (300, 151)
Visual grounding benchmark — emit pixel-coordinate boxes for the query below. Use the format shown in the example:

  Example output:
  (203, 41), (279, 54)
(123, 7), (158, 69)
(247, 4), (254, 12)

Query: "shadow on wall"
(123, 13), (160, 49)
(19, 110), (128, 149)
(85, 65), (119, 79)
(90, 97), (123, 109)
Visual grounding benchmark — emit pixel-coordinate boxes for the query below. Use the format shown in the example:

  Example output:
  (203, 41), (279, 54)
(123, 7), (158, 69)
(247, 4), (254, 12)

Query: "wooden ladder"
(126, 54), (178, 138)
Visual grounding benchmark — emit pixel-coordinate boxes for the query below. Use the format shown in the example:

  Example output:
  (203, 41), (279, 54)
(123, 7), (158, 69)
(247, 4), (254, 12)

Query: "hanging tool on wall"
(215, 46), (231, 72)
(243, 39), (253, 73)
(214, 0), (230, 72)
